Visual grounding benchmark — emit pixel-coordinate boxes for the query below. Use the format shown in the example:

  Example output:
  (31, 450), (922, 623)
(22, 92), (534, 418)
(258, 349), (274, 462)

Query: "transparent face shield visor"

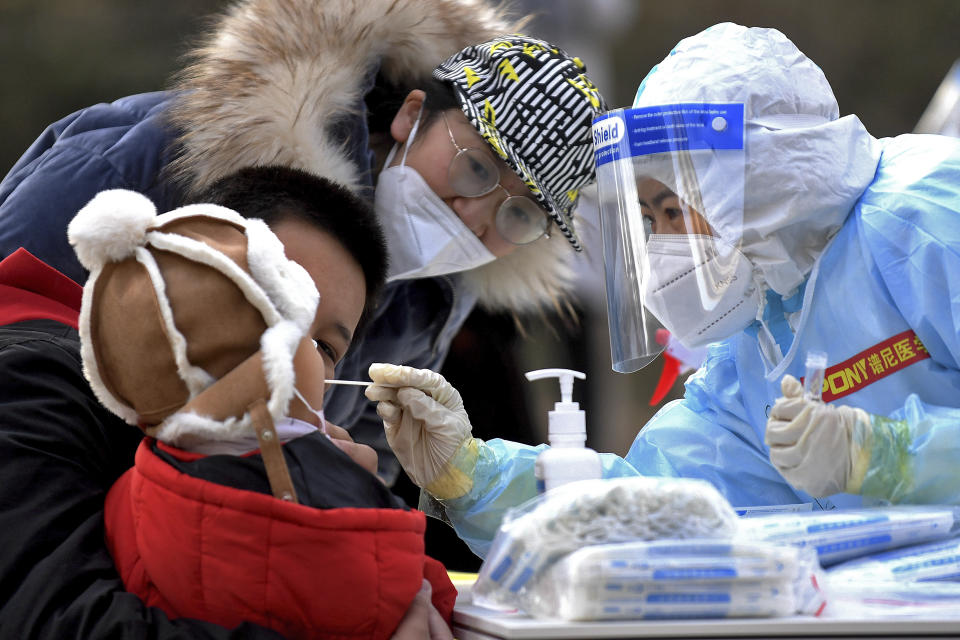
(592, 104), (748, 373)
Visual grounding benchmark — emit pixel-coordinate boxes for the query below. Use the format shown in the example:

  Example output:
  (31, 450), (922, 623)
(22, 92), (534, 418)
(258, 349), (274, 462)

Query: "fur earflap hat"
(68, 189), (319, 449)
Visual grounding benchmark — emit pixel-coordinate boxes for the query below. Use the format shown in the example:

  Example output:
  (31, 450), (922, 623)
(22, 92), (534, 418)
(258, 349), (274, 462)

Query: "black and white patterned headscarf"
(434, 34), (607, 251)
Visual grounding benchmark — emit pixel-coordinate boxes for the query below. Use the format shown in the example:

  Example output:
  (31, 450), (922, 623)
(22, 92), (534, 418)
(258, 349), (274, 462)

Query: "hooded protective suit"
(622, 22), (960, 509)
(426, 23), (960, 558)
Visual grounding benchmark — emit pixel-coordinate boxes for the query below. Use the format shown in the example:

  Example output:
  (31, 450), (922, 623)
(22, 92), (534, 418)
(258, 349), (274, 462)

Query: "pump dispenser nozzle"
(525, 369), (587, 438)
(525, 368), (585, 405)
(525, 368), (600, 494)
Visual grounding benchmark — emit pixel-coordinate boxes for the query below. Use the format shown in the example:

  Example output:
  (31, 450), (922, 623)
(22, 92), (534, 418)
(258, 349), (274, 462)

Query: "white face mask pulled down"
(642, 234), (761, 350)
(186, 386), (326, 456)
(284, 385), (326, 434)
(375, 110), (495, 282)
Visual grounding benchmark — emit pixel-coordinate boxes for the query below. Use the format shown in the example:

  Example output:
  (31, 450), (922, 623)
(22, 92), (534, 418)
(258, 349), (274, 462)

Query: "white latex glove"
(765, 374), (873, 497)
(365, 363), (474, 498)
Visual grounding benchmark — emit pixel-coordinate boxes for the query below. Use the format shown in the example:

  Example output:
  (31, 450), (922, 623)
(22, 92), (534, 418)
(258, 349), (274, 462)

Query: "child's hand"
(390, 580), (453, 640)
(325, 421), (379, 477)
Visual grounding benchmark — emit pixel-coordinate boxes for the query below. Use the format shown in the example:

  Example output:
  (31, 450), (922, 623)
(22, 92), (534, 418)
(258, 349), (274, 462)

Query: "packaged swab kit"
(522, 539), (824, 620)
(735, 506), (960, 566)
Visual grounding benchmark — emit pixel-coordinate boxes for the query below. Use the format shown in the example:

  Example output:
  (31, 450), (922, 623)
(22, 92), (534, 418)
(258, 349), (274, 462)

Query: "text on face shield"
(593, 115), (626, 149)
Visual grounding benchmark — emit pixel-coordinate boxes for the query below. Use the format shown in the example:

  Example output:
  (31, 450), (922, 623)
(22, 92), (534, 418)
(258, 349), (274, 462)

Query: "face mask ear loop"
(293, 386), (327, 435)
(399, 101), (426, 169)
(383, 143), (400, 168)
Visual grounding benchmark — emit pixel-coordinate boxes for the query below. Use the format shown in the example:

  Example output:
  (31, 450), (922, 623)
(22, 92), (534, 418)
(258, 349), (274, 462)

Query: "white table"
(453, 594), (960, 639)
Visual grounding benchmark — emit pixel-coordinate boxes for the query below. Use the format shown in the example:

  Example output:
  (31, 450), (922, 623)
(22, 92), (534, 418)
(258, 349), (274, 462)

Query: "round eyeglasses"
(442, 112), (550, 245)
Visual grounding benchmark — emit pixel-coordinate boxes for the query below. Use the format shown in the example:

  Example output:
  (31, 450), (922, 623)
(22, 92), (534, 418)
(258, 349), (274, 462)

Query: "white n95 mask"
(642, 234), (760, 349)
(375, 109), (495, 282)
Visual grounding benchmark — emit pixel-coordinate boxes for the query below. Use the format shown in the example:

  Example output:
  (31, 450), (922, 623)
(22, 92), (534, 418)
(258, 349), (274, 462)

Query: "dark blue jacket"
(0, 93), (181, 284)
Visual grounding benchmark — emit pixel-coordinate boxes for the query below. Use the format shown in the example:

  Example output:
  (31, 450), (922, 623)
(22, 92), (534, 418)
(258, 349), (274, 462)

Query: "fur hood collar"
(166, 0), (578, 314)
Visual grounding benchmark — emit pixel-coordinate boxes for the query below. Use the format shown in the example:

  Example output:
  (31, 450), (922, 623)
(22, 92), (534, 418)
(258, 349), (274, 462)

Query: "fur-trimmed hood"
(166, 0), (579, 314)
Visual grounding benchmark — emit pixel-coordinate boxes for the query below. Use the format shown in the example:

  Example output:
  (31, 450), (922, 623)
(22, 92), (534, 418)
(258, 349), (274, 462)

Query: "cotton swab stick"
(324, 379), (402, 387)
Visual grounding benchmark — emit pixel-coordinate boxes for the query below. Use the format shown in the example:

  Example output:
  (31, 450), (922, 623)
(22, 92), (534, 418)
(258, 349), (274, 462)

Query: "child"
(68, 167), (456, 639)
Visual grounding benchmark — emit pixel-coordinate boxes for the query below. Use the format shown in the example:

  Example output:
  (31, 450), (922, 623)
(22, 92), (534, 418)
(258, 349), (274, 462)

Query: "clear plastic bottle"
(525, 368), (603, 494)
(804, 350), (828, 402)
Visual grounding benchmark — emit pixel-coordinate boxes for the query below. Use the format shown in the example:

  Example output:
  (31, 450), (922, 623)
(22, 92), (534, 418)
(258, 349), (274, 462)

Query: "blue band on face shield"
(593, 103), (745, 167)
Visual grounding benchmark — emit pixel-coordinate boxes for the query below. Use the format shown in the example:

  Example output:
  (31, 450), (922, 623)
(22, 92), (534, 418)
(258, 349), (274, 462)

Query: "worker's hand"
(765, 375), (873, 497)
(325, 420), (379, 478)
(390, 580), (453, 640)
(365, 364), (474, 499)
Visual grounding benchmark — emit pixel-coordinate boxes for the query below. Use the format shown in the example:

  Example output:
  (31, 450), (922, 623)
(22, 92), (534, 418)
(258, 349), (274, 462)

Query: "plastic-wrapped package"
(735, 506), (960, 566)
(823, 580), (960, 619)
(473, 477), (739, 608)
(523, 540), (824, 621)
(812, 526), (960, 618)
(827, 536), (960, 582)
(735, 503), (813, 517)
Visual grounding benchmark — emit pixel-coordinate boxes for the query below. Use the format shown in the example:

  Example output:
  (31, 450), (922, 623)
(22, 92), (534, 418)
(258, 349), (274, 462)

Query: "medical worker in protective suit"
(364, 22), (960, 558)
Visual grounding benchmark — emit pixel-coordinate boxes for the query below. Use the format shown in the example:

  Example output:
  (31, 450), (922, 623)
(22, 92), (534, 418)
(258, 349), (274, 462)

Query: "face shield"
(594, 104), (759, 373)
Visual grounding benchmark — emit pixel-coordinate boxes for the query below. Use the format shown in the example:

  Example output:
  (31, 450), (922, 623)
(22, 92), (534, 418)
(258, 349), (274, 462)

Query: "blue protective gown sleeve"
(860, 397), (960, 504)
(435, 438), (641, 558)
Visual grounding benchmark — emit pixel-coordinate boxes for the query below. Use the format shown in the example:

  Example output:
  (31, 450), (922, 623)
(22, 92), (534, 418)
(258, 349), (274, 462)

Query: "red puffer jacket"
(105, 439), (457, 639)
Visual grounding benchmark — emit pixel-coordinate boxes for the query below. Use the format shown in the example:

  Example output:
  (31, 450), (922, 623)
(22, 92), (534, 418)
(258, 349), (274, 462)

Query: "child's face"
(272, 217), (367, 416)
(273, 218), (379, 476)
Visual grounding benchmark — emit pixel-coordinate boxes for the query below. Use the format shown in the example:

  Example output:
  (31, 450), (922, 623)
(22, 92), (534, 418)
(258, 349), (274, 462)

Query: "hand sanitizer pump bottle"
(525, 368), (602, 494)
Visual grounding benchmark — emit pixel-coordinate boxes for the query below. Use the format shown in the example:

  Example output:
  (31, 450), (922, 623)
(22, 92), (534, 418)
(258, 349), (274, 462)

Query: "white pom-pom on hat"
(69, 189), (157, 271)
